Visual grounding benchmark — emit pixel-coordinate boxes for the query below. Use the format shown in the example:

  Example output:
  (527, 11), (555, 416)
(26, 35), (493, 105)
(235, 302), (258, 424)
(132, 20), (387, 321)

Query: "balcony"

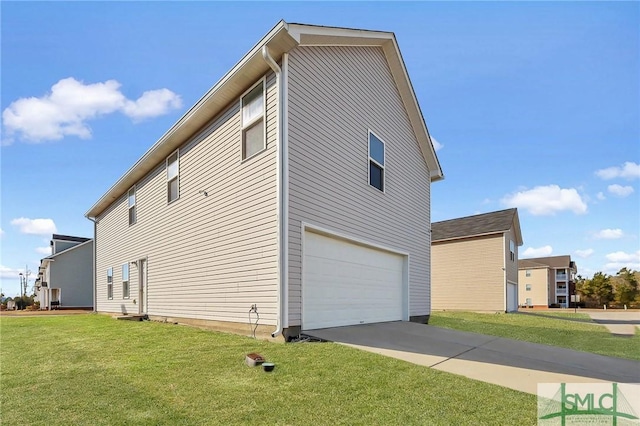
(555, 273), (568, 281)
(556, 286), (567, 295)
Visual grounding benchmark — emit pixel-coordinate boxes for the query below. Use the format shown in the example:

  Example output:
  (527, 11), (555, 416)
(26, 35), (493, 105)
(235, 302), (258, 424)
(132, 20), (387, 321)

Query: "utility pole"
(18, 272), (24, 310)
(24, 265), (30, 297)
(18, 267), (31, 310)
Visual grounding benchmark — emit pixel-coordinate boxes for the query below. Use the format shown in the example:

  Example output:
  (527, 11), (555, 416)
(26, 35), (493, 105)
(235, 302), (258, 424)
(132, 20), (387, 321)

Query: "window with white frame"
(128, 187), (136, 225)
(107, 267), (113, 300)
(241, 81), (265, 160)
(122, 263), (130, 299)
(525, 269), (531, 277)
(526, 298), (532, 306)
(509, 240), (515, 262)
(368, 131), (385, 191)
(525, 284), (531, 291)
(167, 150), (179, 203)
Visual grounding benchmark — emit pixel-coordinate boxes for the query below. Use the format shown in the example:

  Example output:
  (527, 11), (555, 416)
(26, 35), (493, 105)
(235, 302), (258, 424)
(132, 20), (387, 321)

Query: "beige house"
(35, 234), (94, 310)
(518, 256), (577, 308)
(85, 21), (443, 340)
(431, 208), (523, 312)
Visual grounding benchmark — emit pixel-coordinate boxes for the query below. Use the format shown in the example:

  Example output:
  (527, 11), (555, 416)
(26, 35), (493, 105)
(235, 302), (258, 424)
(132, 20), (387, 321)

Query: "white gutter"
(262, 46), (287, 338)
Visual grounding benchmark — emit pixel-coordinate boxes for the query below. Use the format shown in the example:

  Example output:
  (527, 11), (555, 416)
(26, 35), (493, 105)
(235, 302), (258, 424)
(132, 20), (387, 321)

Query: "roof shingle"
(432, 208), (520, 243)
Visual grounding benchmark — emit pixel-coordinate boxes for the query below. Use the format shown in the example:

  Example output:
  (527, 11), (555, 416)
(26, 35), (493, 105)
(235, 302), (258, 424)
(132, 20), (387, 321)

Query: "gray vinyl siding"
(53, 240), (77, 255)
(95, 72), (279, 324)
(49, 241), (93, 308)
(287, 46), (432, 326)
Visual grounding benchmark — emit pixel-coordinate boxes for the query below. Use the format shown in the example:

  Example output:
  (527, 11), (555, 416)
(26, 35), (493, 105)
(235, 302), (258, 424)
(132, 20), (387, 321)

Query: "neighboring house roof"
(431, 208), (523, 245)
(85, 20), (443, 219)
(52, 234), (91, 243)
(43, 238), (94, 260)
(519, 255), (575, 270)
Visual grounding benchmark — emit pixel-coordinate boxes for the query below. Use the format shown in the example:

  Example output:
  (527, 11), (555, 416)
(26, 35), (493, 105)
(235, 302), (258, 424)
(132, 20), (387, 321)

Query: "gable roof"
(519, 255), (574, 270)
(431, 208), (522, 245)
(85, 21), (443, 219)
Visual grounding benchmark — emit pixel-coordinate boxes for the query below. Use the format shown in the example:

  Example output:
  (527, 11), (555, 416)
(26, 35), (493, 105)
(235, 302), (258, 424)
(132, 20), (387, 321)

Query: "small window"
(107, 267), (113, 299)
(128, 187), (136, 226)
(509, 240), (515, 262)
(122, 263), (130, 299)
(241, 81), (265, 160)
(525, 269), (531, 277)
(525, 284), (531, 291)
(167, 151), (179, 203)
(526, 298), (532, 306)
(369, 131), (385, 191)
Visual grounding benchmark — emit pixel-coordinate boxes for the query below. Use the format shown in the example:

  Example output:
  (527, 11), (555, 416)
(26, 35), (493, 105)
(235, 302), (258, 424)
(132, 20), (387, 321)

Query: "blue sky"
(1, 2), (638, 297)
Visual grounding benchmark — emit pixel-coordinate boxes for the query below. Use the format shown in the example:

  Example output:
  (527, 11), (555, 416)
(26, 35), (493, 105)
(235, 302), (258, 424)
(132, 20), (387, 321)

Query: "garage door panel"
(303, 231), (405, 330)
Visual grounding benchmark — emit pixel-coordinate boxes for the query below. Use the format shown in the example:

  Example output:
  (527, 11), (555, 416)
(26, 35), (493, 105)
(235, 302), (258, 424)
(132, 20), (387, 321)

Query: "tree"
(612, 268), (639, 306)
(578, 272), (614, 307)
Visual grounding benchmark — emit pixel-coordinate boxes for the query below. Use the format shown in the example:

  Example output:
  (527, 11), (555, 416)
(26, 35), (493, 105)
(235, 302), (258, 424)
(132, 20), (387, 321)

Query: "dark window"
(128, 187), (136, 225)
(122, 263), (130, 299)
(369, 132), (385, 191)
(167, 151), (179, 203)
(369, 162), (384, 191)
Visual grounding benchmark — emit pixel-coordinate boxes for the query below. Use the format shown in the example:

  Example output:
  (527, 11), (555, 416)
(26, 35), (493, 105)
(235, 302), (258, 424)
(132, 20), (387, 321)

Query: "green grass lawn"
(430, 311), (640, 361)
(1, 314), (535, 425)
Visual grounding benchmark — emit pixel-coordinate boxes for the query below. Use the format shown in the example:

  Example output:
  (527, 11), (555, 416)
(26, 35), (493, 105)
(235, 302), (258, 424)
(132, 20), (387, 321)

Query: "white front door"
(302, 231), (405, 330)
(506, 282), (517, 312)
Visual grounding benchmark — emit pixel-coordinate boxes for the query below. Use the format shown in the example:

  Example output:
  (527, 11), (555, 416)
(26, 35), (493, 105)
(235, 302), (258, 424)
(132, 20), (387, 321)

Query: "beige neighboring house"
(35, 234), (94, 310)
(518, 256), (577, 308)
(431, 208), (523, 312)
(85, 21), (443, 340)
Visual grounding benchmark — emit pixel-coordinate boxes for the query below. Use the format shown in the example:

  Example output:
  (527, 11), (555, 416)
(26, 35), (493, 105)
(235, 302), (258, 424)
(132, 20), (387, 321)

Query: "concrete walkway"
(306, 322), (640, 395)
(584, 310), (640, 336)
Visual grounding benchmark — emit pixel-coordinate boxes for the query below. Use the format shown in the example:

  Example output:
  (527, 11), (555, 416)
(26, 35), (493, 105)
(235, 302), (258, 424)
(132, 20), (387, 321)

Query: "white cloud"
(574, 249), (594, 259)
(604, 250), (640, 272)
(122, 88), (183, 121)
(594, 228), (624, 240)
(35, 247), (51, 255)
(2, 77), (182, 143)
(10, 218), (57, 235)
(0, 265), (23, 280)
(522, 245), (553, 257)
(431, 136), (443, 151)
(596, 192), (606, 201)
(501, 185), (587, 216)
(606, 251), (640, 263)
(0, 228), (4, 237)
(595, 161), (640, 180)
(607, 184), (634, 197)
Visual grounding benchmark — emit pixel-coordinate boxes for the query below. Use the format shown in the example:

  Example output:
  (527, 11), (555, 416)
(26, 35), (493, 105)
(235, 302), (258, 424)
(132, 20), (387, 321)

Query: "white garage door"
(507, 282), (518, 312)
(302, 231), (405, 330)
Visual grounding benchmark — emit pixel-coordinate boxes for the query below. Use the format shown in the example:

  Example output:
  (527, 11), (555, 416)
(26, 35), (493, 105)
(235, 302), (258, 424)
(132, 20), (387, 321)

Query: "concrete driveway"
(584, 310), (640, 336)
(305, 321), (640, 395)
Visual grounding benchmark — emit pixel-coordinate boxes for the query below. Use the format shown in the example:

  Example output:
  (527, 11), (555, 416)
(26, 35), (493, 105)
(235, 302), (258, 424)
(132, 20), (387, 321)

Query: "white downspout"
(503, 235), (507, 312)
(88, 217), (97, 313)
(262, 46), (286, 338)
